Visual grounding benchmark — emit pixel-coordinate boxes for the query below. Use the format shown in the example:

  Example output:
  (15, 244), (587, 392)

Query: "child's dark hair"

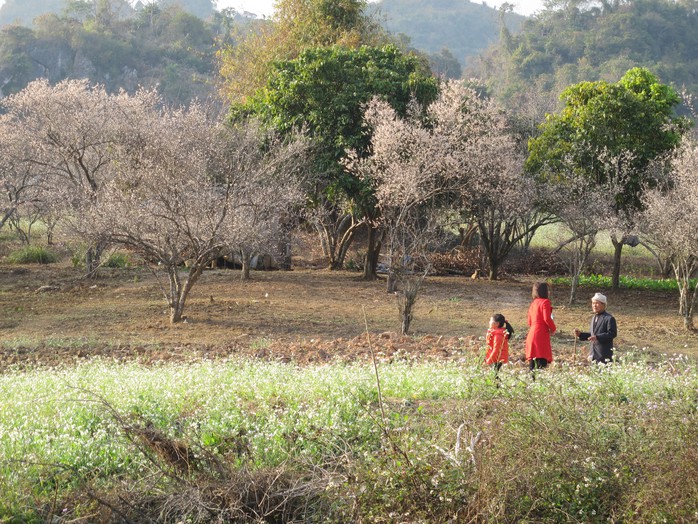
(532, 282), (549, 299)
(492, 313), (515, 338)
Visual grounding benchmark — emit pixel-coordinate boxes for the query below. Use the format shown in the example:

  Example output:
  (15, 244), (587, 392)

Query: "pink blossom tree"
(643, 139), (698, 330)
(349, 79), (537, 330)
(87, 110), (308, 323)
(355, 80), (545, 281)
(0, 79), (159, 274)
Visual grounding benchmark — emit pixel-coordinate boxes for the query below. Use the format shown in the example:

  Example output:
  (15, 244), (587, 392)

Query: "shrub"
(551, 274), (697, 292)
(6, 246), (58, 264)
(104, 252), (132, 268)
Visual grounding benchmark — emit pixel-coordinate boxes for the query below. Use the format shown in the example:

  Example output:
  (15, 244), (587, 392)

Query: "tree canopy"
(527, 67), (689, 213)
(232, 43), (438, 275)
(526, 66), (692, 289)
(218, 0), (388, 104)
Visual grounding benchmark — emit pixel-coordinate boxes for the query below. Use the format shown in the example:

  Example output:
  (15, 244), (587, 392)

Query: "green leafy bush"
(6, 246), (58, 264)
(552, 274), (697, 291)
(104, 252), (132, 268)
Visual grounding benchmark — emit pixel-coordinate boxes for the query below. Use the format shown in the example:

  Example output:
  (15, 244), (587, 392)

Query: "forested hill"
(0, 0), (220, 27)
(370, 0), (525, 69)
(1, 0), (696, 110)
(0, 1), (260, 106)
(468, 0), (698, 106)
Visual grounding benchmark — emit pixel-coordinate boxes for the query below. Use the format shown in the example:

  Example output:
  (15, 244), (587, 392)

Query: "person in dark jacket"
(574, 292), (617, 363)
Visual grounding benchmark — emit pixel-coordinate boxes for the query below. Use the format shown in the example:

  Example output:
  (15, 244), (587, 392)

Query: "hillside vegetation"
(1, 0), (696, 110)
(470, 0), (698, 106)
(0, 0), (255, 105)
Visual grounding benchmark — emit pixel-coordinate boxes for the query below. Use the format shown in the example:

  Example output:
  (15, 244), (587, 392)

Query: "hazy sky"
(218, 0), (547, 18)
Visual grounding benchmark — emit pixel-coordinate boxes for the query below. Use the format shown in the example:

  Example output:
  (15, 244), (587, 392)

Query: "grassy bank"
(1, 352), (696, 523)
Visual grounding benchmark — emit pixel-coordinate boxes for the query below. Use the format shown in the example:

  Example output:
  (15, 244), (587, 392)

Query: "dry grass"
(1, 258), (697, 368)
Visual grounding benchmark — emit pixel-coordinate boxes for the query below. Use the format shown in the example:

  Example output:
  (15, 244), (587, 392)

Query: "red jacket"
(486, 327), (509, 364)
(525, 298), (556, 362)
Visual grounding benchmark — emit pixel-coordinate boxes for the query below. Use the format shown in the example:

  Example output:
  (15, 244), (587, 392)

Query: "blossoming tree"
(87, 109), (309, 323)
(643, 139), (698, 330)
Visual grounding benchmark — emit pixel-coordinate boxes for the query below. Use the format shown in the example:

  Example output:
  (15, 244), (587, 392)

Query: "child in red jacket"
(486, 313), (513, 373)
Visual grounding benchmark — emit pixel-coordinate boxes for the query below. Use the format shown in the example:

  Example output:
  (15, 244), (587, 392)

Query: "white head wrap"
(592, 292), (607, 305)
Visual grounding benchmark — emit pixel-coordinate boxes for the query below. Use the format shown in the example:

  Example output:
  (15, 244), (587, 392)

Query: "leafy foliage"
(551, 274), (697, 292)
(7, 245), (59, 264)
(0, 1), (243, 105)
(471, 0), (698, 105)
(218, 0), (388, 104)
(239, 44), (437, 182)
(527, 67), (689, 213)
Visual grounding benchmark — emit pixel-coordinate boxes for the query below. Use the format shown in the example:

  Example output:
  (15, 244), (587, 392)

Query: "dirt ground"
(1, 259), (696, 371)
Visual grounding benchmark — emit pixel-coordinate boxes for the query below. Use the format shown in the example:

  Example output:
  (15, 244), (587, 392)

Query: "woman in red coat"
(525, 282), (556, 372)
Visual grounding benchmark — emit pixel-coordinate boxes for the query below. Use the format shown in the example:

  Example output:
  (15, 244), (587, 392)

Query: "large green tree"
(527, 67), (691, 288)
(218, 0), (387, 104)
(234, 44), (438, 278)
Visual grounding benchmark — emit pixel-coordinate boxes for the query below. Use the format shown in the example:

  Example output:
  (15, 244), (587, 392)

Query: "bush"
(104, 252), (132, 268)
(6, 246), (58, 264)
(551, 274), (698, 292)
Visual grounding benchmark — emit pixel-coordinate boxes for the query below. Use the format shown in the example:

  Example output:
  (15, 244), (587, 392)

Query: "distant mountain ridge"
(370, 0), (525, 66)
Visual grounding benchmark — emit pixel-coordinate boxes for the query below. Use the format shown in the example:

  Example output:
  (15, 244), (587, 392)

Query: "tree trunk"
(386, 270), (397, 293)
(240, 248), (251, 281)
(276, 232), (292, 270)
(611, 235), (624, 290)
(672, 259), (697, 331)
(569, 273), (580, 306)
(167, 266), (185, 323)
(167, 261), (204, 323)
(333, 225), (357, 270)
(85, 240), (106, 278)
(487, 261), (499, 281)
(313, 213), (359, 270)
(363, 224), (381, 281)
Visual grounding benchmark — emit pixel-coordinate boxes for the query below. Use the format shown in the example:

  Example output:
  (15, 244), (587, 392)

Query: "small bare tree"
(545, 159), (626, 305)
(643, 139), (698, 330)
(0, 132), (43, 240)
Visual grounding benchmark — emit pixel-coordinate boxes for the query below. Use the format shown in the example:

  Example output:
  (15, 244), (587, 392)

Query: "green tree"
(527, 67), (691, 288)
(218, 0), (387, 104)
(235, 44), (438, 278)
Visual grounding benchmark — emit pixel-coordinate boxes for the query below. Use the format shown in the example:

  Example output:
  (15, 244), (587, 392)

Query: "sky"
(218, 0), (547, 18)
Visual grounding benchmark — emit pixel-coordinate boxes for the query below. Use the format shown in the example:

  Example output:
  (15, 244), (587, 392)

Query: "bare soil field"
(1, 260), (696, 370)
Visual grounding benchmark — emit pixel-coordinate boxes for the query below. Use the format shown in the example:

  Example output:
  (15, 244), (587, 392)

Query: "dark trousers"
(529, 358), (548, 380)
(529, 358), (548, 371)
